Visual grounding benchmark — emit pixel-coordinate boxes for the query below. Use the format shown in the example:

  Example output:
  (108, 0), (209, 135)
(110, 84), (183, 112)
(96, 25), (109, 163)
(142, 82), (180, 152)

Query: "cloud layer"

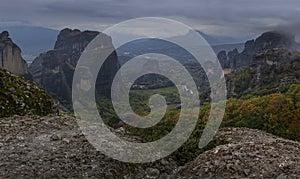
(1, 0), (300, 40)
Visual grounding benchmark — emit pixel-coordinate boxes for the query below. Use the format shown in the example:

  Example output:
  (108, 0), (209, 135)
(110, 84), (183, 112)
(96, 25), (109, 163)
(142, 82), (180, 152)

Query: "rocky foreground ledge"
(0, 115), (299, 178)
(175, 128), (300, 178)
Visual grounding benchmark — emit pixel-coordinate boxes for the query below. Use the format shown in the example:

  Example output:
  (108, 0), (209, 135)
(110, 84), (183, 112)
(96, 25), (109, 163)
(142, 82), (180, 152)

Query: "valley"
(0, 27), (299, 178)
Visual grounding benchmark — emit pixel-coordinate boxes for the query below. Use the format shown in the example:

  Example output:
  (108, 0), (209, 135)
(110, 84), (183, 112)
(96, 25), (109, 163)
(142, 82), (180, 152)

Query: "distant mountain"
(117, 38), (194, 65)
(117, 38), (243, 66)
(196, 30), (246, 45)
(0, 26), (244, 64)
(212, 43), (244, 54)
(0, 26), (59, 63)
(116, 30), (245, 64)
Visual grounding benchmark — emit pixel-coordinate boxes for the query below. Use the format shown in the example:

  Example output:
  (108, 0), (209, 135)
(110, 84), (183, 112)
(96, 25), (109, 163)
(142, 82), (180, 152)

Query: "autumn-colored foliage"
(200, 84), (300, 141)
(100, 84), (300, 164)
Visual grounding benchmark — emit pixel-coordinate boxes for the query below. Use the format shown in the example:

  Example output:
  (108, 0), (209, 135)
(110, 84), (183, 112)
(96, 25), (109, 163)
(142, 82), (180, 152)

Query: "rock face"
(226, 48), (300, 97)
(0, 31), (30, 78)
(220, 31), (300, 98)
(0, 68), (54, 117)
(218, 31), (299, 70)
(29, 28), (120, 107)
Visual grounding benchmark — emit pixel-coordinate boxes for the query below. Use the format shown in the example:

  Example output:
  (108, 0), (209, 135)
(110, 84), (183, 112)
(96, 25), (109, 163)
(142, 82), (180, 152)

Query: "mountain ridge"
(218, 31), (299, 70)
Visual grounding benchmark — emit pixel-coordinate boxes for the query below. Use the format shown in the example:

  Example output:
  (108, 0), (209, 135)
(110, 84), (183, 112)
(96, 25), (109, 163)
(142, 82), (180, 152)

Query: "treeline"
(126, 84), (300, 164)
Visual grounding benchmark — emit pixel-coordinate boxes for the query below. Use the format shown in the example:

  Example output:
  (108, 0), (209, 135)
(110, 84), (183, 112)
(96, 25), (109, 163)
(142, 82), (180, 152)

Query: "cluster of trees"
(98, 82), (300, 164)
(125, 84), (300, 164)
(221, 84), (300, 141)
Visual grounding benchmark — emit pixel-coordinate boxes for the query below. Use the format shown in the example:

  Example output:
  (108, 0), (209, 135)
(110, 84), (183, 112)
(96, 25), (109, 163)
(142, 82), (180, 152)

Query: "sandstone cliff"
(29, 28), (120, 108)
(0, 31), (30, 78)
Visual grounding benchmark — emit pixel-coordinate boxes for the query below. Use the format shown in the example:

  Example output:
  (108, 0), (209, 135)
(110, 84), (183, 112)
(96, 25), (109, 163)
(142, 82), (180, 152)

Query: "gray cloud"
(0, 0), (300, 40)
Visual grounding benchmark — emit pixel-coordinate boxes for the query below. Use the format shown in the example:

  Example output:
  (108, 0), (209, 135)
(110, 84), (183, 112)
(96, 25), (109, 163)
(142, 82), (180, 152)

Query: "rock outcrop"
(0, 68), (54, 117)
(226, 48), (300, 97)
(0, 115), (299, 178)
(0, 115), (178, 178)
(0, 31), (30, 78)
(174, 127), (300, 178)
(29, 28), (120, 108)
(218, 31), (299, 70)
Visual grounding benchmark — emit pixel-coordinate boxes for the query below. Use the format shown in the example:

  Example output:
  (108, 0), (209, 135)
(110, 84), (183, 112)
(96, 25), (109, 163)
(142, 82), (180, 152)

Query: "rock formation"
(0, 115), (299, 178)
(218, 31), (299, 70)
(226, 48), (300, 97)
(0, 31), (30, 78)
(174, 127), (300, 178)
(29, 28), (120, 108)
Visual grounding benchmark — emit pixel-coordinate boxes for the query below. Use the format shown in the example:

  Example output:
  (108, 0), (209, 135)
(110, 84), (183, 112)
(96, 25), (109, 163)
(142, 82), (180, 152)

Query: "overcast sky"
(1, 0), (300, 40)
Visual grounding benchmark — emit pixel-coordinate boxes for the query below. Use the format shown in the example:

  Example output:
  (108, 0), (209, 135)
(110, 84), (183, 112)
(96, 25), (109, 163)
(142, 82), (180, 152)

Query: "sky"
(1, 0), (300, 40)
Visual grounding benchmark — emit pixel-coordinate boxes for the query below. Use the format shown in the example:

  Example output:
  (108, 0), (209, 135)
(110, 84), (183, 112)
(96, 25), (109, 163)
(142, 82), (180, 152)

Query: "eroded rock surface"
(0, 115), (177, 178)
(174, 128), (300, 178)
(0, 115), (299, 178)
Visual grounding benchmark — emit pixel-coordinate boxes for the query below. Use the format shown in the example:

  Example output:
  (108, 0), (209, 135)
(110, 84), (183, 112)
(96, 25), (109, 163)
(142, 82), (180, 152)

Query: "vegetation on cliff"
(0, 68), (54, 117)
(227, 49), (300, 97)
